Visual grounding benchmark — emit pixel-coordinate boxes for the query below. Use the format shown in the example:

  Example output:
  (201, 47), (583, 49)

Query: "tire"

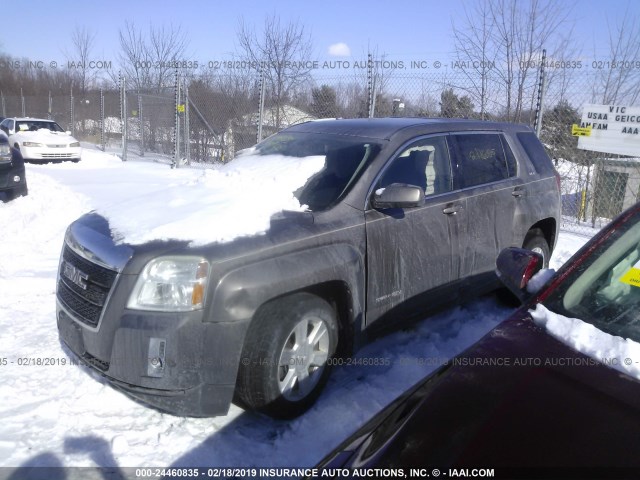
(523, 229), (550, 269)
(235, 292), (339, 418)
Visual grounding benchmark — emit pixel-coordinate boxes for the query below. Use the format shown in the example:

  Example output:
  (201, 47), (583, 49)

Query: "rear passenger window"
(379, 135), (452, 196)
(517, 131), (555, 175)
(454, 134), (514, 188)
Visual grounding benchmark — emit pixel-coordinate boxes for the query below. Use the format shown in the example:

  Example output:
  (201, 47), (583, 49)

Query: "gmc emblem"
(63, 262), (89, 290)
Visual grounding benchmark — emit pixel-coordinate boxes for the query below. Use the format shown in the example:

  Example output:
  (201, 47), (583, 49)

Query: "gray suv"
(56, 118), (560, 418)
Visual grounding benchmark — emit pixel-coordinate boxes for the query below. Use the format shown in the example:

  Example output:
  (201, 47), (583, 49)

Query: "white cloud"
(328, 42), (351, 57)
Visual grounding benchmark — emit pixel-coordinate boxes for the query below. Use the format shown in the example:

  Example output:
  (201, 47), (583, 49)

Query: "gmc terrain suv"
(56, 118), (560, 418)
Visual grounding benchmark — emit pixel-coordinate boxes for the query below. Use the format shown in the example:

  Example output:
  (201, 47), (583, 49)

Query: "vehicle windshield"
(544, 208), (640, 342)
(16, 120), (64, 133)
(247, 131), (382, 211)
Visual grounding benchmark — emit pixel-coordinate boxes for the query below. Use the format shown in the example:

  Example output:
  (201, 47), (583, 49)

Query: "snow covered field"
(0, 147), (590, 472)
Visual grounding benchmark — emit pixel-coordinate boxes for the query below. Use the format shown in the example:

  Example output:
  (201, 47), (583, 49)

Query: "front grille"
(42, 153), (75, 158)
(57, 245), (118, 328)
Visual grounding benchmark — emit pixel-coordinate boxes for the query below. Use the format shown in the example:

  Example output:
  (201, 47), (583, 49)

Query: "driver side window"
(379, 135), (452, 196)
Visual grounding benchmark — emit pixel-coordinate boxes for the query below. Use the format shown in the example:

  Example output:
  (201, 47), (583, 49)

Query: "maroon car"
(317, 202), (640, 478)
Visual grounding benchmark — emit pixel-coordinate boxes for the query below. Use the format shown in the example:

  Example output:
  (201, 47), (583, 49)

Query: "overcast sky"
(1, 0), (638, 66)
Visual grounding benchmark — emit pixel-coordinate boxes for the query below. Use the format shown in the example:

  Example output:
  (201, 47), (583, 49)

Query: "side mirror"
(496, 247), (543, 302)
(372, 183), (424, 209)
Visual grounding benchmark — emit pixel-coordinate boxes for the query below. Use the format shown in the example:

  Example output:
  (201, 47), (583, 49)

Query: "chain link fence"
(2, 64), (638, 236)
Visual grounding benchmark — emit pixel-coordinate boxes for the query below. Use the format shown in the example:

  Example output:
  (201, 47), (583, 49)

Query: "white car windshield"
(16, 121), (65, 133)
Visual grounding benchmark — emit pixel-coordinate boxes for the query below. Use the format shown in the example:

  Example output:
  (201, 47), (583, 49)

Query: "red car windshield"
(543, 205), (640, 342)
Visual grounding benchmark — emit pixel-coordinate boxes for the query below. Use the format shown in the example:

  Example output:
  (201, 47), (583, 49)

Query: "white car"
(0, 117), (81, 163)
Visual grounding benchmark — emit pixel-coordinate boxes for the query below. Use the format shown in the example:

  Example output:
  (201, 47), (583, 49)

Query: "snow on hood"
(15, 128), (76, 142)
(530, 304), (640, 380)
(97, 153), (326, 246)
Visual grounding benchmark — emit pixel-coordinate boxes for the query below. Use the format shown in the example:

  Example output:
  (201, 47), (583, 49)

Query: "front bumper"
(57, 301), (249, 417)
(21, 145), (81, 162)
(0, 165), (26, 191)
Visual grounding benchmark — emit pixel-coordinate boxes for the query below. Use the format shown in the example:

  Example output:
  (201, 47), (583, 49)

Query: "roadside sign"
(577, 104), (640, 156)
(571, 124), (592, 136)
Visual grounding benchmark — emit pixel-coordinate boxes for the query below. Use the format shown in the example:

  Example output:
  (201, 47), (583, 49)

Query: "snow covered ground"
(0, 147), (590, 472)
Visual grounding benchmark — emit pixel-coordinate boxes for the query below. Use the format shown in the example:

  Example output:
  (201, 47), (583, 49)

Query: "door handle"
(443, 204), (462, 215)
(512, 187), (525, 197)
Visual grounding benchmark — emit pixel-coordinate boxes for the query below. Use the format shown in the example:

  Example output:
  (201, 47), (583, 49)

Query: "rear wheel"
(523, 229), (550, 269)
(236, 293), (338, 418)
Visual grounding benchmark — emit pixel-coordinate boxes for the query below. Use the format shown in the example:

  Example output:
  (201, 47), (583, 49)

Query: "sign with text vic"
(577, 104), (640, 157)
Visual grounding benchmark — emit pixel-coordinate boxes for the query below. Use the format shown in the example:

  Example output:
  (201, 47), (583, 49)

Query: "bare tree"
(594, 8), (640, 104)
(148, 24), (191, 91)
(65, 26), (97, 96)
(115, 22), (150, 90)
(452, 1), (496, 119)
(543, 27), (582, 106)
(460, 0), (572, 121)
(236, 14), (313, 129)
(113, 22), (190, 153)
(513, 0), (571, 122)
(117, 22), (189, 92)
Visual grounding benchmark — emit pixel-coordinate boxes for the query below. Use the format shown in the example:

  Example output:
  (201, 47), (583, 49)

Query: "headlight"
(0, 144), (10, 157)
(69, 142), (80, 147)
(128, 257), (210, 311)
(23, 141), (44, 147)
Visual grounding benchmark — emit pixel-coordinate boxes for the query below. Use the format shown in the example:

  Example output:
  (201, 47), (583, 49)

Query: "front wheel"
(235, 293), (338, 418)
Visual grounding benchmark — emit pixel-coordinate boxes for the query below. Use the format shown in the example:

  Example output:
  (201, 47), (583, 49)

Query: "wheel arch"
(242, 281), (359, 361)
(296, 280), (357, 358)
(208, 245), (365, 356)
(524, 217), (557, 252)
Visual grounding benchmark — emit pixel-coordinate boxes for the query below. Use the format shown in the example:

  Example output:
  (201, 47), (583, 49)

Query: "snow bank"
(97, 154), (325, 246)
(0, 171), (91, 278)
(530, 304), (640, 380)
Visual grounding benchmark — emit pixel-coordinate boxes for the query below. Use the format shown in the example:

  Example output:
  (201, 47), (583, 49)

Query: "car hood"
(67, 209), (321, 276)
(13, 129), (78, 144)
(65, 213), (136, 272)
(320, 309), (640, 469)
